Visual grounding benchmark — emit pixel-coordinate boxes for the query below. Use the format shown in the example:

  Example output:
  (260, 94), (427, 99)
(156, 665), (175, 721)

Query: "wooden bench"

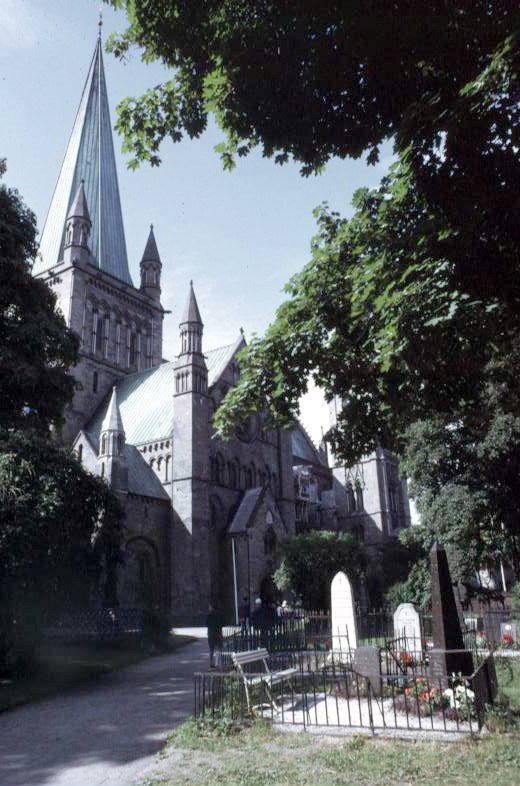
(231, 648), (300, 712)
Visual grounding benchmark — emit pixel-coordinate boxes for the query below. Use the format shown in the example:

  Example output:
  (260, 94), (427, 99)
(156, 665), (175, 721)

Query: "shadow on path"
(0, 636), (209, 786)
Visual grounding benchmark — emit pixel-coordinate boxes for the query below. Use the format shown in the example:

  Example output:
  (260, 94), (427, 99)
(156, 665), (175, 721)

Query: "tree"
(389, 413), (520, 605)
(273, 531), (365, 609)
(0, 160), (78, 433)
(0, 163), (122, 659)
(0, 430), (122, 652)
(214, 162), (520, 459)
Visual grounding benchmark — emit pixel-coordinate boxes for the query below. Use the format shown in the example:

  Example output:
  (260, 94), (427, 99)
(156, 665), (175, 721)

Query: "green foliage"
(273, 531), (365, 609)
(0, 430), (122, 657)
(511, 581), (520, 614)
(0, 160), (78, 433)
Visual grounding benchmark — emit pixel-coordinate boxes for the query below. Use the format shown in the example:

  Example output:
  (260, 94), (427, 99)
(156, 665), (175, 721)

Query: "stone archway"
(119, 538), (159, 609)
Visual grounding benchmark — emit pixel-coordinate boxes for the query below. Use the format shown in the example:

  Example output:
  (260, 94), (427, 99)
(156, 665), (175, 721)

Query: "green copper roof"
(86, 343), (239, 446)
(35, 37), (132, 285)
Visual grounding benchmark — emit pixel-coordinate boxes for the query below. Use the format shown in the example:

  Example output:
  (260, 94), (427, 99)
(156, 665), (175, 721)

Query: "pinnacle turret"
(63, 181), (92, 264)
(181, 281), (203, 326)
(99, 386), (127, 491)
(140, 225), (162, 299)
(179, 282), (204, 356)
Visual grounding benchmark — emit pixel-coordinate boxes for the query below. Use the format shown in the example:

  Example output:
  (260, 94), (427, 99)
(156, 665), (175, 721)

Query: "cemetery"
(194, 543), (507, 738)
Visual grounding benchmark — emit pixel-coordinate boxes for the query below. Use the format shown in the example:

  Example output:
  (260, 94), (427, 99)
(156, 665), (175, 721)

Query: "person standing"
(238, 596), (250, 633)
(207, 604), (224, 669)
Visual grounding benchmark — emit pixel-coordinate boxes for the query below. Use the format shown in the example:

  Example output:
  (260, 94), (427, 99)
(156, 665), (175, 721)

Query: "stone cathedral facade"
(33, 37), (411, 621)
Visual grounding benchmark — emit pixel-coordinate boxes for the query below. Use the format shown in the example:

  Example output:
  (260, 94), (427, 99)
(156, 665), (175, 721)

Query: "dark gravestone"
(353, 645), (382, 695)
(429, 542), (474, 680)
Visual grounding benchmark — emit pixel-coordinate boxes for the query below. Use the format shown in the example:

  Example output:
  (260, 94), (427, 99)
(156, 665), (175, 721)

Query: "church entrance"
(260, 574), (278, 605)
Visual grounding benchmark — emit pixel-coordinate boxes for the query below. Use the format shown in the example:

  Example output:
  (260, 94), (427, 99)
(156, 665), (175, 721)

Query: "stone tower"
(33, 35), (165, 444)
(171, 283), (212, 617)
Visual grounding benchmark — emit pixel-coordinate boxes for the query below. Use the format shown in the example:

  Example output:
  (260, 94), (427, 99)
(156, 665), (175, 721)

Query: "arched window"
(264, 527), (277, 557)
(250, 463), (256, 487)
(103, 315), (110, 359)
(228, 460), (238, 488)
(101, 434), (107, 455)
(150, 458), (155, 469)
(165, 455), (171, 482)
(346, 483), (355, 513)
(355, 482), (364, 511)
(157, 457), (163, 477)
(77, 444), (83, 462)
(92, 370), (98, 393)
(117, 434), (124, 454)
(244, 466), (253, 489)
(115, 322), (122, 365)
(264, 464), (271, 488)
(100, 462), (105, 478)
(92, 309), (102, 353)
(216, 454), (225, 485)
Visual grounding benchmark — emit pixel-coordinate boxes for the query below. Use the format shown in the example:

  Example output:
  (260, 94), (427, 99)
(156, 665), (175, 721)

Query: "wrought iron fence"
(195, 659), (488, 734)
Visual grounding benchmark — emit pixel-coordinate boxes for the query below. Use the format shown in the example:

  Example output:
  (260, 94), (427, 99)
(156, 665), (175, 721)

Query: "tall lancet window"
(115, 323), (122, 365)
(91, 309), (99, 353)
(125, 326), (131, 368)
(136, 332), (142, 370)
(103, 316), (110, 359)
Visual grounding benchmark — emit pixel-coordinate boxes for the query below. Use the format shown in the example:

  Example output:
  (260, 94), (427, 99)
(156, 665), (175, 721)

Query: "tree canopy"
(0, 160), (78, 433)
(0, 163), (121, 657)
(273, 530), (365, 609)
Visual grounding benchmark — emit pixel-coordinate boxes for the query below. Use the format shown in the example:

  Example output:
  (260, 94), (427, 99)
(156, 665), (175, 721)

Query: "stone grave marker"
(353, 645), (381, 693)
(331, 571), (357, 654)
(500, 621), (517, 646)
(393, 603), (421, 657)
(429, 542), (474, 681)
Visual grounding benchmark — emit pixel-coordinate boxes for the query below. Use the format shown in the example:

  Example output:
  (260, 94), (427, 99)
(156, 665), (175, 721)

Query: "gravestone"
(353, 645), (382, 695)
(331, 571), (358, 654)
(393, 603), (421, 657)
(429, 542), (474, 681)
(500, 621), (517, 645)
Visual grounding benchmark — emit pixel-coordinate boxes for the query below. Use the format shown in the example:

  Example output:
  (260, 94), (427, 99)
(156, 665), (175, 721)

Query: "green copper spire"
(35, 36), (132, 285)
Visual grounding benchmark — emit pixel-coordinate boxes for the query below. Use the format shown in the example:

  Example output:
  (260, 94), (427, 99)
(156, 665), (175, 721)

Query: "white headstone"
(393, 603), (421, 656)
(331, 571), (357, 654)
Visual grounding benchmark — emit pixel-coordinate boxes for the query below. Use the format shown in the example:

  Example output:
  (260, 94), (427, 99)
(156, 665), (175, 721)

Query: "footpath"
(0, 629), (209, 786)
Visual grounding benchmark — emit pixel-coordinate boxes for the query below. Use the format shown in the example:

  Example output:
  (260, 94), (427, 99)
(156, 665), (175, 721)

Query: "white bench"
(231, 648), (299, 712)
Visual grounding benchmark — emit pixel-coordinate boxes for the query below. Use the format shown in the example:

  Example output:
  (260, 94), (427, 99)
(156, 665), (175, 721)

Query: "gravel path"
(0, 633), (209, 786)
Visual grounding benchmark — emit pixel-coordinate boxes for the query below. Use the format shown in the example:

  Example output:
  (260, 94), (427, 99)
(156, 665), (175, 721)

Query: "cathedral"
(33, 36), (411, 622)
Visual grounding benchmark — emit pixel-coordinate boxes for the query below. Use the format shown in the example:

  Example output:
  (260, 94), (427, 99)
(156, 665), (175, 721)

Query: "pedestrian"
(238, 596), (250, 633)
(206, 604), (223, 669)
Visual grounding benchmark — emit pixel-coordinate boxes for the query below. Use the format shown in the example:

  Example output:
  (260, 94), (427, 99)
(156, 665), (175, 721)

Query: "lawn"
(0, 633), (194, 712)
(138, 653), (520, 786)
(142, 718), (520, 786)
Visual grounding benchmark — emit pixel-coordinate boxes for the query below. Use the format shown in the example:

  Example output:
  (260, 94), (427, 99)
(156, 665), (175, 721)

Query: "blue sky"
(1, 0), (394, 441)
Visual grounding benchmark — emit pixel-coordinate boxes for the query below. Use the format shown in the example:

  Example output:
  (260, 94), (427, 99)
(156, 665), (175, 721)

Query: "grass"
(140, 653), (520, 786)
(0, 633), (194, 712)
(495, 656), (520, 708)
(144, 719), (520, 786)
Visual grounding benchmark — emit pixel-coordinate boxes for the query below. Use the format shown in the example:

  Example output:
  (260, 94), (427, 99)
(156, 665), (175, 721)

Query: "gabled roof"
(85, 342), (241, 445)
(291, 421), (324, 465)
(228, 487), (264, 535)
(35, 37), (132, 285)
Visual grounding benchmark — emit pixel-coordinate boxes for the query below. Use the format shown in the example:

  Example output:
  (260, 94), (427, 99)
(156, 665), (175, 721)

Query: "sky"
(0, 0), (394, 444)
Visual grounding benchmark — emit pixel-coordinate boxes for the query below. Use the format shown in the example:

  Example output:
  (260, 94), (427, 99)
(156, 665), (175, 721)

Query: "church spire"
(35, 35), (132, 285)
